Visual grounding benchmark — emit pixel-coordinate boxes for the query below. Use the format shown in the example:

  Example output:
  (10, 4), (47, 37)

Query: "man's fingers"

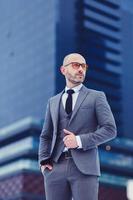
(46, 164), (53, 170)
(63, 129), (73, 135)
(41, 164), (53, 172)
(63, 135), (71, 142)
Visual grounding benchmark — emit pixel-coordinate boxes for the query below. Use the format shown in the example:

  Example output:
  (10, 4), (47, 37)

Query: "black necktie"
(65, 89), (74, 114)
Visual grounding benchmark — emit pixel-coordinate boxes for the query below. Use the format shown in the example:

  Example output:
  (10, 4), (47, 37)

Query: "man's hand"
(41, 164), (53, 173)
(63, 129), (78, 149)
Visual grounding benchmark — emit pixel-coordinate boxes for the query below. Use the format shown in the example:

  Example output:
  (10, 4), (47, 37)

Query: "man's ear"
(60, 66), (65, 75)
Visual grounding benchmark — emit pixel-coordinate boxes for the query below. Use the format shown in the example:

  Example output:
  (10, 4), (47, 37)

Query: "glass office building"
(0, 0), (57, 128)
(76, 0), (123, 136)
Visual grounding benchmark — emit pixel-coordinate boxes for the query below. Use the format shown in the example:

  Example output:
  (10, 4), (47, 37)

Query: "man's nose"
(78, 66), (84, 73)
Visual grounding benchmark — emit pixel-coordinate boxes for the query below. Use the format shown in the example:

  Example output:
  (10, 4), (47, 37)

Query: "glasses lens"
(67, 62), (88, 70)
(72, 62), (80, 69)
(82, 63), (88, 70)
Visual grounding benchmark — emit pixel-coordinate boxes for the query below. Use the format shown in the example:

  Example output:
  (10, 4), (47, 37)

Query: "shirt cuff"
(76, 136), (82, 148)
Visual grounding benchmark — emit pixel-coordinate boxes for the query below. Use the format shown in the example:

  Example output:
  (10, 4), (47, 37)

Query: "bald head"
(63, 53), (86, 66)
(60, 53), (87, 88)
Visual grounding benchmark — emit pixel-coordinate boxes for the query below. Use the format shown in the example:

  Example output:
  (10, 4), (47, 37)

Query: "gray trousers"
(43, 158), (99, 200)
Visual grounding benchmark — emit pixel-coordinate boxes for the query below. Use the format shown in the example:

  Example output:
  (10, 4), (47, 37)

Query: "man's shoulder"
(48, 91), (63, 102)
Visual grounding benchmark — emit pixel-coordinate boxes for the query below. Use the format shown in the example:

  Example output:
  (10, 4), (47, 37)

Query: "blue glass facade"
(75, 0), (123, 136)
(0, 0), (57, 128)
(120, 0), (133, 139)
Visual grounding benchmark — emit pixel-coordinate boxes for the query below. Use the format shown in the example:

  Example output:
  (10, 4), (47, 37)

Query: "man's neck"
(66, 83), (81, 89)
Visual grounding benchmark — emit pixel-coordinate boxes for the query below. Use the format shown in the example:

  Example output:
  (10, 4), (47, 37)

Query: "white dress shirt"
(62, 84), (83, 150)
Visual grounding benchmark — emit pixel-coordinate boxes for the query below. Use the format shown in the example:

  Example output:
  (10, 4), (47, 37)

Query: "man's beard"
(67, 73), (85, 84)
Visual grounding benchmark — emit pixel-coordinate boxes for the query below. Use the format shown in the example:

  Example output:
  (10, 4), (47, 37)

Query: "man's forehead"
(63, 54), (86, 65)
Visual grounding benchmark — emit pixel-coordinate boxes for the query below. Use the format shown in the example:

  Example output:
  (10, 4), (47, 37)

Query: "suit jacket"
(38, 85), (117, 176)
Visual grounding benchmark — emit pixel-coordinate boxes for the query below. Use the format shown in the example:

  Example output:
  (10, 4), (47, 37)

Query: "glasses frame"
(64, 62), (88, 70)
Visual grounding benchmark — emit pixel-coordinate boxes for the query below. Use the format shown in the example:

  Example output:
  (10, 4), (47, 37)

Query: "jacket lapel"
(68, 85), (89, 125)
(51, 85), (89, 130)
(51, 90), (64, 132)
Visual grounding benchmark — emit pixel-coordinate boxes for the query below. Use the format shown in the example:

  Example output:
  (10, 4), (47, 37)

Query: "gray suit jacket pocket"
(80, 106), (92, 109)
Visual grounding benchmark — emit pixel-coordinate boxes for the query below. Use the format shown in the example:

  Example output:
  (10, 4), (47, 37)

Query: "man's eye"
(74, 63), (80, 67)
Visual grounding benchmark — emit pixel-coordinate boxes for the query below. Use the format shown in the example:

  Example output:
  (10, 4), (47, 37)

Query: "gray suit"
(39, 85), (117, 200)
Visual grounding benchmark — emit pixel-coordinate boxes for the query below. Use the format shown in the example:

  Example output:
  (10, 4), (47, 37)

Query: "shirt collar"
(65, 83), (83, 93)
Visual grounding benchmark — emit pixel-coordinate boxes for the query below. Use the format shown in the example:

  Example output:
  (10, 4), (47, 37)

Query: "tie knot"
(67, 89), (74, 95)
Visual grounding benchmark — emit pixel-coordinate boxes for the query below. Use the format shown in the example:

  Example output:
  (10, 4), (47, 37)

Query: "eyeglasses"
(64, 62), (88, 70)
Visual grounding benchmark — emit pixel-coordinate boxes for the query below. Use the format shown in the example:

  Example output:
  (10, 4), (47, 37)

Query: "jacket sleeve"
(38, 99), (53, 165)
(80, 92), (117, 151)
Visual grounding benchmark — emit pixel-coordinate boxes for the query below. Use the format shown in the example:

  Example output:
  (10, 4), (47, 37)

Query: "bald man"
(39, 53), (117, 200)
